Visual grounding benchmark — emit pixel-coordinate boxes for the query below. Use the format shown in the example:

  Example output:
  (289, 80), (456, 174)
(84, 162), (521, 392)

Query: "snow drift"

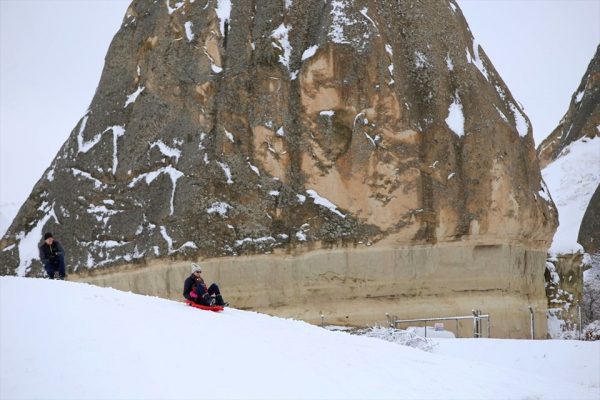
(1, 277), (598, 399)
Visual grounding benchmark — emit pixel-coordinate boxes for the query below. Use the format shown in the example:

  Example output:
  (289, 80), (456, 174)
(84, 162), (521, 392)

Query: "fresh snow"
(329, 0), (353, 44)
(166, 0), (184, 14)
(359, 7), (378, 31)
(385, 44), (393, 56)
(124, 85), (144, 108)
(446, 53), (454, 71)
(1, 277), (598, 400)
(415, 51), (429, 68)
(467, 39), (490, 81)
(301, 45), (319, 61)
(150, 140), (181, 163)
(128, 166), (184, 215)
(78, 124), (126, 171)
(247, 162), (260, 176)
(542, 136), (600, 255)
(184, 21), (194, 42)
(494, 105), (509, 123)
(215, 0), (231, 37)
(216, 161), (233, 184)
(76, 114), (101, 153)
(71, 168), (107, 189)
(271, 23), (292, 70)
(306, 189), (345, 218)
(87, 204), (122, 226)
(224, 128), (235, 142)
(446, 94), (465, 137)
(206, 201), (231, 217)
(509, 102), (529, 137)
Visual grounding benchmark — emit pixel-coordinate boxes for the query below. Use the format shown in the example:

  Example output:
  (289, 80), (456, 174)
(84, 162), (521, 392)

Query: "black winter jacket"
(183, 274), (208, 300)
(39, 241), (64, 265)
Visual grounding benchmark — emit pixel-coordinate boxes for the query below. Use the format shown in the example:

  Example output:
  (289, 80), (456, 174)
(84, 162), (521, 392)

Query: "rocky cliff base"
(74, 242), (549, 339)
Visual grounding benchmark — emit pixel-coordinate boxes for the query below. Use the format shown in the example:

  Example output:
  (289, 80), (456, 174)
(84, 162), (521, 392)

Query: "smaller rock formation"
(538, 45), (600, 338)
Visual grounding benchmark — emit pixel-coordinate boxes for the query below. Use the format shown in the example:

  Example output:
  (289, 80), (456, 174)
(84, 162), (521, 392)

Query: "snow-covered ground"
(1, 277), (598, 399)
(542, 136), (600, 255)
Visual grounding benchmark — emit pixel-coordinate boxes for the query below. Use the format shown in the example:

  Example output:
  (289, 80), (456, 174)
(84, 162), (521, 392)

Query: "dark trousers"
(44, 255), (66, 279)
(193, 283), (221, 305)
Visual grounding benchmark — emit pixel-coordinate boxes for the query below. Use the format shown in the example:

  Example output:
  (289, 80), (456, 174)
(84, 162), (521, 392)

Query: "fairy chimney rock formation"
(0, 0), (558, 338)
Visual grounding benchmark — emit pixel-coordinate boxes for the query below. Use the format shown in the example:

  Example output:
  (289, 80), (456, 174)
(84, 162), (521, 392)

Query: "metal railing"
(386, 310), (491, 338)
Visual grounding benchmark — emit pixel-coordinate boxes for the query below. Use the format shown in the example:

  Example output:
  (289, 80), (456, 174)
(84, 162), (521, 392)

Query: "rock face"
(538, 45), (600, 169)
(580, 185), (600, 255)
(0, 0), (557, 337)
(537, 46), (600, 338)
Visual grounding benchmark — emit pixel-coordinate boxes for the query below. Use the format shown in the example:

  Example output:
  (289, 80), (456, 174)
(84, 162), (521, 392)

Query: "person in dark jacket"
(39, 232), (66, 279)
(183, 263), (228, 306)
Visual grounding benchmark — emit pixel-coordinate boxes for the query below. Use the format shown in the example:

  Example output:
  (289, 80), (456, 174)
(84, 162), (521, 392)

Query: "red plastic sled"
(184, 299), (224, 312)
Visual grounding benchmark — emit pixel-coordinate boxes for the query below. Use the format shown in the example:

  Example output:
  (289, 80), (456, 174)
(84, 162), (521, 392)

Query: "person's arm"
(54, 241), (64, 256)
(39, 245), (49, 264)
(183, 277), (193, 300)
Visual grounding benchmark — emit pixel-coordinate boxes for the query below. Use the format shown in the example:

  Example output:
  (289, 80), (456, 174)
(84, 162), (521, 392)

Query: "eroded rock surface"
(0, 0), (557, 337)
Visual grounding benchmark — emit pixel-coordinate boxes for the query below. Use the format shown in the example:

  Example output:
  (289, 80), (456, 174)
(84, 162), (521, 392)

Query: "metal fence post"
(528, 306), (535, 339)
(578, 303), (582, 340)
(455, 318), (460, 338)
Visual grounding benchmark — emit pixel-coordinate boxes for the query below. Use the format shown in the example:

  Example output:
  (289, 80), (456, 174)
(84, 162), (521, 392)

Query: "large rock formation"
(537, 46), (600, 338)
(0, 0), (557, 337)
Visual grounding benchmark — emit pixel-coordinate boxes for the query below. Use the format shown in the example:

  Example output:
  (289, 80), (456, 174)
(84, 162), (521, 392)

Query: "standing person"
(39, 232), (66, 280)
(183, 263), (228, 306)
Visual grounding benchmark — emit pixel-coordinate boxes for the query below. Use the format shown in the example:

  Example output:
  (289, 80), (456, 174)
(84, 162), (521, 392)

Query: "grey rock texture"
(580, 185), (600, 255)
(538, 45), (600, 169)
(538, 46), (599, 337)
(1, 0), (556, 284)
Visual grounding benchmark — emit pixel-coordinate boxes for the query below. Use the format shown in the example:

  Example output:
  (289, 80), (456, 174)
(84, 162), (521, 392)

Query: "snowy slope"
(542, 136), (600, 255)
(1, 277), (598, 400)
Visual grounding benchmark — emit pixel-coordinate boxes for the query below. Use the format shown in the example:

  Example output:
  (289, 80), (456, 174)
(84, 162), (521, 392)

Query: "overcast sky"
(0, 0), (599, 234)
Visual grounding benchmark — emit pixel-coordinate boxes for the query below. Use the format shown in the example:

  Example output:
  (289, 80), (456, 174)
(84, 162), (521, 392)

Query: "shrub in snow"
(583, 320), (600, 341)
(354, 326), (437, 352)
(582, 253), (600, 325)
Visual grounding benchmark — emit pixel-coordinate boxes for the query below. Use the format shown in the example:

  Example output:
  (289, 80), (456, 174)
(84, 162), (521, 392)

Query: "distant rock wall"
(538, 46), (599, 338)
(75, 240), (549, 339)
(538, 45), (599, 169)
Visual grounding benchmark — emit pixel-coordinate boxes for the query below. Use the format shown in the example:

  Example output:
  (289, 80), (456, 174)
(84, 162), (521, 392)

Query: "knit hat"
(43, 232), (53, 240)
(191, 263), (202, 273)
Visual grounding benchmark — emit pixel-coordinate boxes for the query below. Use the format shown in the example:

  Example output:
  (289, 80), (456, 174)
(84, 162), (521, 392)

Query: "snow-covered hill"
(542, 135), (600, 255)
(1, 277), (598, 399)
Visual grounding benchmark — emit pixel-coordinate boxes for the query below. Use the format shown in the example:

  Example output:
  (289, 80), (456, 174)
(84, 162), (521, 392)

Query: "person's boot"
(215, 294), (229, 307)
(202, 293), (216, 306)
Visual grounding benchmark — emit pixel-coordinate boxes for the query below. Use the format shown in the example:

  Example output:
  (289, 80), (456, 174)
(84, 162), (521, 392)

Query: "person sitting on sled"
(183, 263), (228, 307)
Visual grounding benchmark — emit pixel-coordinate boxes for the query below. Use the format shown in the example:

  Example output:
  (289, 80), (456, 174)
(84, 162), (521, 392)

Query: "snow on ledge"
(207, 202), (232, 217)
(124, 86), (145, 108)
(306, 189), (345, 218)
(150, 140), (181, 163)
(184, 21), (194, 42)
(128, 166), (184, 215)
(301, 45), (319, 61)
(215, 0), (231, 36)
(445, 93), (464, 137)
